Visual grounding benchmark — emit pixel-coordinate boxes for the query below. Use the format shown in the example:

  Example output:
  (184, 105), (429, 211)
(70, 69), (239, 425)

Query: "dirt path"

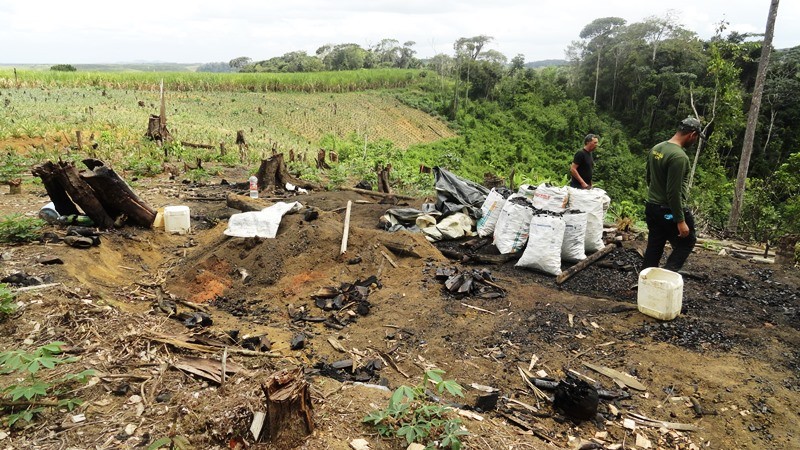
(0, 177), (798, 450)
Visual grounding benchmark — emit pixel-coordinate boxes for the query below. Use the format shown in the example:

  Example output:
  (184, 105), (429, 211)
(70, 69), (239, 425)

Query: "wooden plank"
(583, 362), (647, 391)
(341, 200), (352, 255)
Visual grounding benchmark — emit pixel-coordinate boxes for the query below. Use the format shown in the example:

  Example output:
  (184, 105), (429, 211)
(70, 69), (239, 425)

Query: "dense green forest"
(276, 18), (799, 245)
(4, 14), (798, 247)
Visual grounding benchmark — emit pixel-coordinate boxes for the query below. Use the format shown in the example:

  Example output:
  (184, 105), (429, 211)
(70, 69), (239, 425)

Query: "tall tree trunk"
(727, 0), (779, 234)
(593, 46), (602, 105)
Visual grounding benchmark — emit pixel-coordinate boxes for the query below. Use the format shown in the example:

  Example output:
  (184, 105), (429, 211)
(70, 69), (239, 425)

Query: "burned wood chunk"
(436, 266), (506, 299)
(553, 377), (599, 421)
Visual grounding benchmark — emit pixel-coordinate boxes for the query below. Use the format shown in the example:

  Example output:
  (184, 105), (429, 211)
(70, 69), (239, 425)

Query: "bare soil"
(0, 171), (798, 450)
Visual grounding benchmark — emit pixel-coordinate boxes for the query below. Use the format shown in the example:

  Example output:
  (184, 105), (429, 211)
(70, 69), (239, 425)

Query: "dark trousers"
(643, 202), (697, 272)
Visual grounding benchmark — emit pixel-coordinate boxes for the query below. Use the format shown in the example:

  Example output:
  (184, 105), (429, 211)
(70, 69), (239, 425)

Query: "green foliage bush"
(0, 283), (16, 317)
(363, 369), (468, 449)
(0, 342), (95, 426)
(0, 215), (45, 244)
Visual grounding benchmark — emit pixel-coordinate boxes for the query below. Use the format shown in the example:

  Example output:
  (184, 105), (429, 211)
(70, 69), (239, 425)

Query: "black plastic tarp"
(433, 167), (489, 219)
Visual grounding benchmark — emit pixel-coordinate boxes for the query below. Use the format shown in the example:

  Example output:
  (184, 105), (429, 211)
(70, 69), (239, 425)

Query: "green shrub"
(363, 369), (468, 449)
(0, 342), (95, 426)
(0, 283), (16, 317)
(0, 215), (45, 243)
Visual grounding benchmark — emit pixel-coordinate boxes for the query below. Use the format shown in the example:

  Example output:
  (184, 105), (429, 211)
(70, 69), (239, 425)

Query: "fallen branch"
(340, 186), (415, 200)
(460, 302), (495, 315)
(380, 250), (398, 268)
(142, 332), (282, 358)
(556, 243), (616, 285)
(439, 249), (518, 265)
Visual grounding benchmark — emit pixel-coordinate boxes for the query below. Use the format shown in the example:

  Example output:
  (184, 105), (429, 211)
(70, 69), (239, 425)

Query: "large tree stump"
(252, 368), (313, 448)
(775, 234), (799, 265)
(146, 114), (172, 145)
(31, 162), (80, 216)
(376, 164), (392, 194)
(80, 159), (157, 227)
(255, 153), (321, 191)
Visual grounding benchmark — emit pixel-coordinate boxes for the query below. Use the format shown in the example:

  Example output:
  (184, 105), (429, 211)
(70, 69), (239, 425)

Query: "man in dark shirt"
(643, 117), (705, 272)
(570, 134), (598, 189)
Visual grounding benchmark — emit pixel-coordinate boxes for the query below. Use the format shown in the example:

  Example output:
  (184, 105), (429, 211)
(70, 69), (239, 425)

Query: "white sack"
(517, 184), (537, 202)
(516, 214), (566, 275)
(224, 202), (302, 238)
(531, 183), (569, 213)
(561, 211), (588, 262)
(492, 194), (534, 254)
(567, 188), (609, 253)
(437, 213), (476, 240)
(421, 213), (474, 242)
(476, 189), (507, 237)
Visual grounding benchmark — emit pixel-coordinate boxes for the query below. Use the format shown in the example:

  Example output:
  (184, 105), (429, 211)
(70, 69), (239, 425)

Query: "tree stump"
(775, 234), (799, 265)
(252, 368), (313, 448)
(376, 164), (392, 194)
(236, 130), (248, 162)
(255, 153), (321, 191)
(7, 179), (22, 195)
(316, 149), (330, 170)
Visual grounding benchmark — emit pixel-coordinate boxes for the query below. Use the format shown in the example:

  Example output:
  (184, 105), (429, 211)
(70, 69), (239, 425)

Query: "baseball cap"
(680, 117), (706, 140)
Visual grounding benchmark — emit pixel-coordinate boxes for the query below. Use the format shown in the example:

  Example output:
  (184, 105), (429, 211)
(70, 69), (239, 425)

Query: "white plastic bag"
(516, 214), (566, 275)
(531, 183), (569, 213)
(224, 202), (302, 238)
(561, 211), (588, 262)
(567, 188), (609, 253)
(492, 194), (534, 254)
(476, 189), (506, 237)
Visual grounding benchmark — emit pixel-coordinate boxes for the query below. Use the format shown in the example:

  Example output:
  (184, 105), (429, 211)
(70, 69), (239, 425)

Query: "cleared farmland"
(0, 85), (455, 156)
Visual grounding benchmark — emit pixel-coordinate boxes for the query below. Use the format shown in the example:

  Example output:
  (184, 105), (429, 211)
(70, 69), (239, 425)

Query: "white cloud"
(0, 0), (797, 63)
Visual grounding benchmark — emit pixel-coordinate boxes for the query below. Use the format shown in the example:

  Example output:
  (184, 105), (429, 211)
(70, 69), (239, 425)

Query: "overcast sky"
(1, 0), (797, 64)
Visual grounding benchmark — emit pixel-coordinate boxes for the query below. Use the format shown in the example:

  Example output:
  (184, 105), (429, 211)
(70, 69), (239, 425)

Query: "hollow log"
(80, 160), (157, 227)
(31, 162), (80, 216)
(254, 368), (313, 448)
(55, 161), (115, 229)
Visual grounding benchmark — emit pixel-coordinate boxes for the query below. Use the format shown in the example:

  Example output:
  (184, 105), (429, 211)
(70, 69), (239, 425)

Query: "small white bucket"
(164, 205), (190, 234)
(637, 267), (683, 320)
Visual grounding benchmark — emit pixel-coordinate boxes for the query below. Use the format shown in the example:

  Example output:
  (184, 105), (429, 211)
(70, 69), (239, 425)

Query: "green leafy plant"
(607, 200), (642, 232)
(0, 214), (45, 243)
(0, 283), (16, 317)
(363, 369), (468, 449)
(147, 435), (191, 450)
(0, 342), (95, 427)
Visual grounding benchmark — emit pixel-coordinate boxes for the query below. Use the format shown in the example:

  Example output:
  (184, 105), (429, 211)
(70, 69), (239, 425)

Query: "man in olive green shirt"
(643, 117), (705, 272)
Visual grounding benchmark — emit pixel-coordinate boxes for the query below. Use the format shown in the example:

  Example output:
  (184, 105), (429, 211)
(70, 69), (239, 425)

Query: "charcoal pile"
(435, 266), (505, 299)
(313, 358), (384, 383)
(308, 276), (381, 329)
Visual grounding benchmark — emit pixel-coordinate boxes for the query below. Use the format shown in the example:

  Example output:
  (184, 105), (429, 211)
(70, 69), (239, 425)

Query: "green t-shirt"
(646, 141), (690, 222)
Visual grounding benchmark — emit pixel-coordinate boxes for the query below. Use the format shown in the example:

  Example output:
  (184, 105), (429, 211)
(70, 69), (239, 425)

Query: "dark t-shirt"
(570, 149), (594, 188)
